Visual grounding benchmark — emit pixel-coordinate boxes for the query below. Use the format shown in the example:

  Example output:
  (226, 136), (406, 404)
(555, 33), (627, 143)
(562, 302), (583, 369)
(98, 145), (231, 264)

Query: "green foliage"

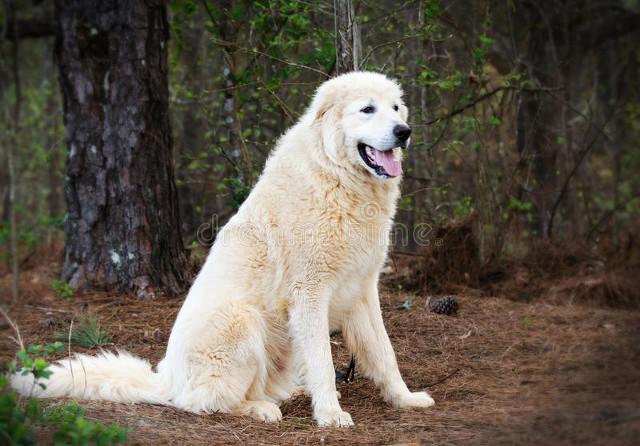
(57, 314), (112, 348)
(473, 34), (496, 64)
(10, 343), (65, 388)
(453, 196), (474, 218)
(0, 213), (65, 265)
(51, 403), (129, 446)
(51, 279), (73, 302)
(224, 177), (252, 210)
(0, 374), (41, 445)
(3, 0), (639, 268)
(0, 344), (129, 445)
(0, 224), (43, 263)
(508, 199), (533, 213)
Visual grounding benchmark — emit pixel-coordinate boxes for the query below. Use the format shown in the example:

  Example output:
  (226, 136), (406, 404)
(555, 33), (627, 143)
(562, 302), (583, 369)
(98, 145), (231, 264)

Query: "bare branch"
(416, 85), (562, 127)
(1, 17), (53, 40)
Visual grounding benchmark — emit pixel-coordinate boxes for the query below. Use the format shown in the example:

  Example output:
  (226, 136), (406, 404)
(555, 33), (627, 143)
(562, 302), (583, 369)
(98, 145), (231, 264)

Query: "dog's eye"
(360, 106), (375, 114)
(393, 105), (399, 111)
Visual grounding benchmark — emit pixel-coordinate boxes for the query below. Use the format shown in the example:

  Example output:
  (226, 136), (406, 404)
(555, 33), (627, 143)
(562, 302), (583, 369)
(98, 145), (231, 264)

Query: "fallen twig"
(0, 306), (24, 349)
(25, 305), (72, 313)
(422, 368), (460, 388)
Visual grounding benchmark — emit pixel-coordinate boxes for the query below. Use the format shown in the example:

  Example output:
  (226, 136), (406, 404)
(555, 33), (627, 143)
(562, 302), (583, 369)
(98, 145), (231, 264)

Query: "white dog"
(12, 71), (435, 427)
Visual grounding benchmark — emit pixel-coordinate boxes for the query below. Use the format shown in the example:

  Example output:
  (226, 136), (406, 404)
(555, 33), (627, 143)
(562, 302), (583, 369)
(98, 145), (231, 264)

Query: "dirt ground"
(1, 262), (639, 445)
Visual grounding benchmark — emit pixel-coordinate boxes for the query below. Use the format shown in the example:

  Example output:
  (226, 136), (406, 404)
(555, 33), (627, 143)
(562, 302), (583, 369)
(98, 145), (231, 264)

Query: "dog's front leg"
(343, 279), (435, 409)
(289, 287), (354, 427)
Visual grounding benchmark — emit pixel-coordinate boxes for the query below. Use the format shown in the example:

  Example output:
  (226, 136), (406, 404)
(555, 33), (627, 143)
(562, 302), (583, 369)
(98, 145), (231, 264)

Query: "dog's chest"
(328, 278), (364, 330)
(324, 215), (390, 328)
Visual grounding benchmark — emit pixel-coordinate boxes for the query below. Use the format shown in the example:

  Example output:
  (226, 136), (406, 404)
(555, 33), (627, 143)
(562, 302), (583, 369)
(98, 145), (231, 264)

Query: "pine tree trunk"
(55, 0), (188, 297)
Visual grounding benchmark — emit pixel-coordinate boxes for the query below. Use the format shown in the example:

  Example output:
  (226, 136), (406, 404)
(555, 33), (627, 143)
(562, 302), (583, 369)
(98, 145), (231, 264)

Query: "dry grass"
(1, 260), (639, 445)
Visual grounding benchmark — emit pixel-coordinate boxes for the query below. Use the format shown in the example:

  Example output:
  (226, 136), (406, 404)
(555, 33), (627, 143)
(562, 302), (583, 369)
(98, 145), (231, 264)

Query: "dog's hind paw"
(315, 408), (354, 427)
(393, 391), (435, 408)
(235, 400), (283, 423)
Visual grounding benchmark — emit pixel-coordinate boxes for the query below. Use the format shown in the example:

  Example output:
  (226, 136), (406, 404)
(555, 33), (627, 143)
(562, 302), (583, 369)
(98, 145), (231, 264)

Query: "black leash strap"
(336, 355), (356, 383)
(345, 355), (356, 382)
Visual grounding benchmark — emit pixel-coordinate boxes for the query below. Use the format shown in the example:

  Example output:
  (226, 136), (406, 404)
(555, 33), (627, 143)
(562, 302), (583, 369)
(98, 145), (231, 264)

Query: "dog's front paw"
(393, 391), (435, 408)
(315, 407), (354, 427)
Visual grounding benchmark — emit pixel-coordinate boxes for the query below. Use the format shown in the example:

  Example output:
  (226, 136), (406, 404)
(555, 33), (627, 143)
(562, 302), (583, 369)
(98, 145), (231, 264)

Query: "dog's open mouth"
(357, 143), (402, 178)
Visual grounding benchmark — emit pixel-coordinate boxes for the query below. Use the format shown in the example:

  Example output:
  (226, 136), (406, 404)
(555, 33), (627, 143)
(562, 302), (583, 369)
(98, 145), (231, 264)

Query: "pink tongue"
(373, 149), (402, 177)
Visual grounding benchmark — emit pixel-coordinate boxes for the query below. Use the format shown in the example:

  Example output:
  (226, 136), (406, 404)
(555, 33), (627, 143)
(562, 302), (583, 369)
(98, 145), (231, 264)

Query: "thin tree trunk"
(56, 0), (188, 297)
(206, 0), (254, 189)
(406, 2), (429, 252)
(44, 41), (61, 223)
(7, 0), (21, 304)
(177, 23), (204, 235)
(334, 0), (361, 73)
(516, 6), (558, 239)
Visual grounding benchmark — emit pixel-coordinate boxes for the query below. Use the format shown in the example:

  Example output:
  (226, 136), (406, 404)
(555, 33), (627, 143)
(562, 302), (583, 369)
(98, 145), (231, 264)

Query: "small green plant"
(453, 195), (474, 218)
(52, 279), (73, 302)
(10, 342), (65, 389)
(57, 313), (112, 348)
(1, 342), (129, 444)
(0, 373), (42, 445)
(508, 198), (533, 213)
(51, 402), (129, 446)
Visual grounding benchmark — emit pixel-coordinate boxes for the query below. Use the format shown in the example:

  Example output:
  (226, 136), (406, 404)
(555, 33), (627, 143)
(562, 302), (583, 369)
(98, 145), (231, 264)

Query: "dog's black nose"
(393, 125), (411, 142)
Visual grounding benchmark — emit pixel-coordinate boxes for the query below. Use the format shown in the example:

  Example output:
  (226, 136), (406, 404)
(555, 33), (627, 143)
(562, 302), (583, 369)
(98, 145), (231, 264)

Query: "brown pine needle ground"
(1, 262), (639, 445)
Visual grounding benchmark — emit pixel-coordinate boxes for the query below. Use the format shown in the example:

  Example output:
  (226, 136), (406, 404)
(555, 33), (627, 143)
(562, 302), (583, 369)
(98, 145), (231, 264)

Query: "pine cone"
(429, 296), (459, 316)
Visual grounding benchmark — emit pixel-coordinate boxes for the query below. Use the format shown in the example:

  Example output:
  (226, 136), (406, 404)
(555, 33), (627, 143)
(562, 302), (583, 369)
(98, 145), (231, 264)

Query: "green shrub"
(0, 374), (42, 445)
(0, 343), (129, 445)
(50, 402), (129, 446)
(51, 280), (73, 302)
(12, 343), (64, 389)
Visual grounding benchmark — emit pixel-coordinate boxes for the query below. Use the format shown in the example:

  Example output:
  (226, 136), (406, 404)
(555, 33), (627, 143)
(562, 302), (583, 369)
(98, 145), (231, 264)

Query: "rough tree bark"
(56, 0), (188, 297)
(334, 0), (361, 73)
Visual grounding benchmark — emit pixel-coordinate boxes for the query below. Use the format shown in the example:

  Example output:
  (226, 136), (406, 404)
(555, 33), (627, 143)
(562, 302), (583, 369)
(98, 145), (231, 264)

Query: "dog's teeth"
(366, 147), (377, 163)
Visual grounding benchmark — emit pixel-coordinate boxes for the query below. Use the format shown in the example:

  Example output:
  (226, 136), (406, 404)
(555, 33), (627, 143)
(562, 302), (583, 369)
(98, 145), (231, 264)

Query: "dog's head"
(310, 72), (410, 180)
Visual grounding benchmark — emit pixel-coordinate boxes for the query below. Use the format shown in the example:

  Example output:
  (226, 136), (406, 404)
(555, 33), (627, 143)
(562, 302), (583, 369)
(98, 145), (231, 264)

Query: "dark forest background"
(1, 0), (639, 301)
(1, 2), (640, 443)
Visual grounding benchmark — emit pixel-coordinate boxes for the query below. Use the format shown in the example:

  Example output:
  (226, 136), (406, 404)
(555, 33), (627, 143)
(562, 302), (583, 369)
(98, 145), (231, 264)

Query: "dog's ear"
(314, 99), (333, 123)
(312, 94), (343, 159)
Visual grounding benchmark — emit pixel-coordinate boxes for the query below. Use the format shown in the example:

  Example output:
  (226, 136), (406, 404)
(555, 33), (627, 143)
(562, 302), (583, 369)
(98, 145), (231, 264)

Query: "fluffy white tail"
(11, 350), (169, 405)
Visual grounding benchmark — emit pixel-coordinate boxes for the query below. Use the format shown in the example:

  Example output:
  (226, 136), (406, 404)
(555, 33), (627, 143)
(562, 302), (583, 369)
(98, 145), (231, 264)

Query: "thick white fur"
(12, 72), (434, 427)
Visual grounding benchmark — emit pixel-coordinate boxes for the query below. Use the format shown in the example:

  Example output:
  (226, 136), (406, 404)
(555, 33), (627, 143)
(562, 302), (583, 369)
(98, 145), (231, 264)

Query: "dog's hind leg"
(172, 303), (286, 422)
